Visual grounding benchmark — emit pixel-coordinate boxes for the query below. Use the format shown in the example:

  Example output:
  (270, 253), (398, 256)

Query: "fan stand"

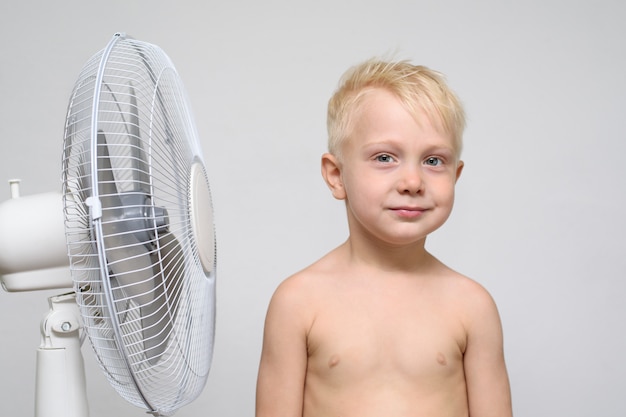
(35, 292), (89, 417)
(0, 182), (89, 417)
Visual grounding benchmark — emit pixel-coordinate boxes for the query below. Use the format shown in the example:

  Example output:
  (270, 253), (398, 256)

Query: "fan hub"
(115, 193), (169, 250)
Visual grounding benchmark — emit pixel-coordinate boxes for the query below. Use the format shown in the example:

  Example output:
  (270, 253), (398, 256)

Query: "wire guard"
(61, 33), (216, 416)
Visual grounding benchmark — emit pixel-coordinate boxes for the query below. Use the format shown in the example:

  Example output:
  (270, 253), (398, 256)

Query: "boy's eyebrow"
(362, 139), (399, 146)
(359, 139), (403, 152)
(362, 137), (455, 150)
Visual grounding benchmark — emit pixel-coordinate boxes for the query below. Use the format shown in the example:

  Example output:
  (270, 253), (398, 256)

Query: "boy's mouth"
(390, 206), (427, 218)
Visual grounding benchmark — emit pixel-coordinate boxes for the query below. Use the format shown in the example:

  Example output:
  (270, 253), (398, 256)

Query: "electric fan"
(0, 33), (216, 417)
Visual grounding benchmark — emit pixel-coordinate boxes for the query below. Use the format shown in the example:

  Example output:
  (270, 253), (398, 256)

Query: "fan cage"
(62, 34), (215, 415)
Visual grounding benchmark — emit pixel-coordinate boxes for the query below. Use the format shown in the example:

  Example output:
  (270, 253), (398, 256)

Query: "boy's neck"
(342, 234), (437, 274)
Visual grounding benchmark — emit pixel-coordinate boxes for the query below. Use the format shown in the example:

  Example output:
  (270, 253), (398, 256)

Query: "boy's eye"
(424, 156), (442, 166)
(375, 154), (395, 163)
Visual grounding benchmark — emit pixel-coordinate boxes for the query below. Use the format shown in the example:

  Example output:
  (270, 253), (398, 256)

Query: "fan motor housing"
(0, 191), (72, 291)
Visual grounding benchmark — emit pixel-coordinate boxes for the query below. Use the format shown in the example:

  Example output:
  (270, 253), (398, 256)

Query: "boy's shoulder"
(441, 267), (495, 300)
(263, 254), (340, 334)
(435, 267), (503, 338)
(268, 246), (349, 314)
(428, 263), (500, 315)
(271, 253), (336, 300)
(276, 244), (347, 285)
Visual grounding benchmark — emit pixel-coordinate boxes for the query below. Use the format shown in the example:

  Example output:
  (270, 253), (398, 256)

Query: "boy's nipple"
(328, 354), (340, 368)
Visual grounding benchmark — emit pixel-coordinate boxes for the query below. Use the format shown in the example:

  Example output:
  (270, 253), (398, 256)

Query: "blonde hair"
(327, 59), (466, 160)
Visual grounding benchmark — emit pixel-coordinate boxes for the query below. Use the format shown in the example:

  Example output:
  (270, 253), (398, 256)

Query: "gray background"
(1, 1), (625, 416)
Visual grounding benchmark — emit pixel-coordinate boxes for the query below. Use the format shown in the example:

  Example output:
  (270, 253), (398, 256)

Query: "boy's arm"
(256, 277), (309, 417)
(463, 285), (513, 417)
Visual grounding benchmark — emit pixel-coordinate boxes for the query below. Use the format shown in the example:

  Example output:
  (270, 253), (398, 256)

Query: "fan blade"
(104, 232), (157, 308)
(97, 131), (122, 205)
(97, 131), (164, 362)
(97, 131), (155, 306)
(128, 85), (151, 193)
(156, 231), (184, 316)
(141, 230), (185, 363)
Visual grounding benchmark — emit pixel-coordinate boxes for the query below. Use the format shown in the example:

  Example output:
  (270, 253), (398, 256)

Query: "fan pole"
(35, 292), (89, 417)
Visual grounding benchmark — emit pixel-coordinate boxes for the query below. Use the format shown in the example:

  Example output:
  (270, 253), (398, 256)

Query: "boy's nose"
(397, 166), (423, 194)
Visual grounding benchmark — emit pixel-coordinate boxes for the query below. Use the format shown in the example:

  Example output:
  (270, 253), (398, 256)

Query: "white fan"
(0, 33), (216, 417)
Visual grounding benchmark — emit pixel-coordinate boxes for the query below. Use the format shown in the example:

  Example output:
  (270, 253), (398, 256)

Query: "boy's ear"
(455, 160), (464, 183)
(321, 153), (346, 200)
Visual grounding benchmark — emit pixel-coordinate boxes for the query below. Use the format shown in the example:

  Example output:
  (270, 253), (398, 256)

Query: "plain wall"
(1, 1), (625, 416)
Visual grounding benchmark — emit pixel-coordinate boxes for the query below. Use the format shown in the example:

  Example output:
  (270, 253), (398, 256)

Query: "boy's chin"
(365, 230), (431, 248)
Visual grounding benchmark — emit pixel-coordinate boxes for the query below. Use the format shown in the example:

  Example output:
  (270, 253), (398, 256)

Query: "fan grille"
(62, 34), (215, 415)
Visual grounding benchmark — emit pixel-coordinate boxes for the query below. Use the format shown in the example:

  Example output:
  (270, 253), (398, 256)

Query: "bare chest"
(306, 285), (467, 386)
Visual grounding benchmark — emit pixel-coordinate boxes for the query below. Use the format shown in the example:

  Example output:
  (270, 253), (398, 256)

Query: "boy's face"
(322, 88), (463, 247)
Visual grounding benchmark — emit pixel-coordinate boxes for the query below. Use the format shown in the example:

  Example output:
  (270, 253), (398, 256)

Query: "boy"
(256, 59), (512, 417)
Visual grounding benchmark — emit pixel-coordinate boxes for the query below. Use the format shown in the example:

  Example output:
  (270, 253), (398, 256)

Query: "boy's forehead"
(352, 88), (450, 138)
(353, 87), (439, 125)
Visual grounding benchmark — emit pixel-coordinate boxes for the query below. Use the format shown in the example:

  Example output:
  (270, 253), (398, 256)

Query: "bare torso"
(256, 243), (510, 417)
(300, 250), (472, 417)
